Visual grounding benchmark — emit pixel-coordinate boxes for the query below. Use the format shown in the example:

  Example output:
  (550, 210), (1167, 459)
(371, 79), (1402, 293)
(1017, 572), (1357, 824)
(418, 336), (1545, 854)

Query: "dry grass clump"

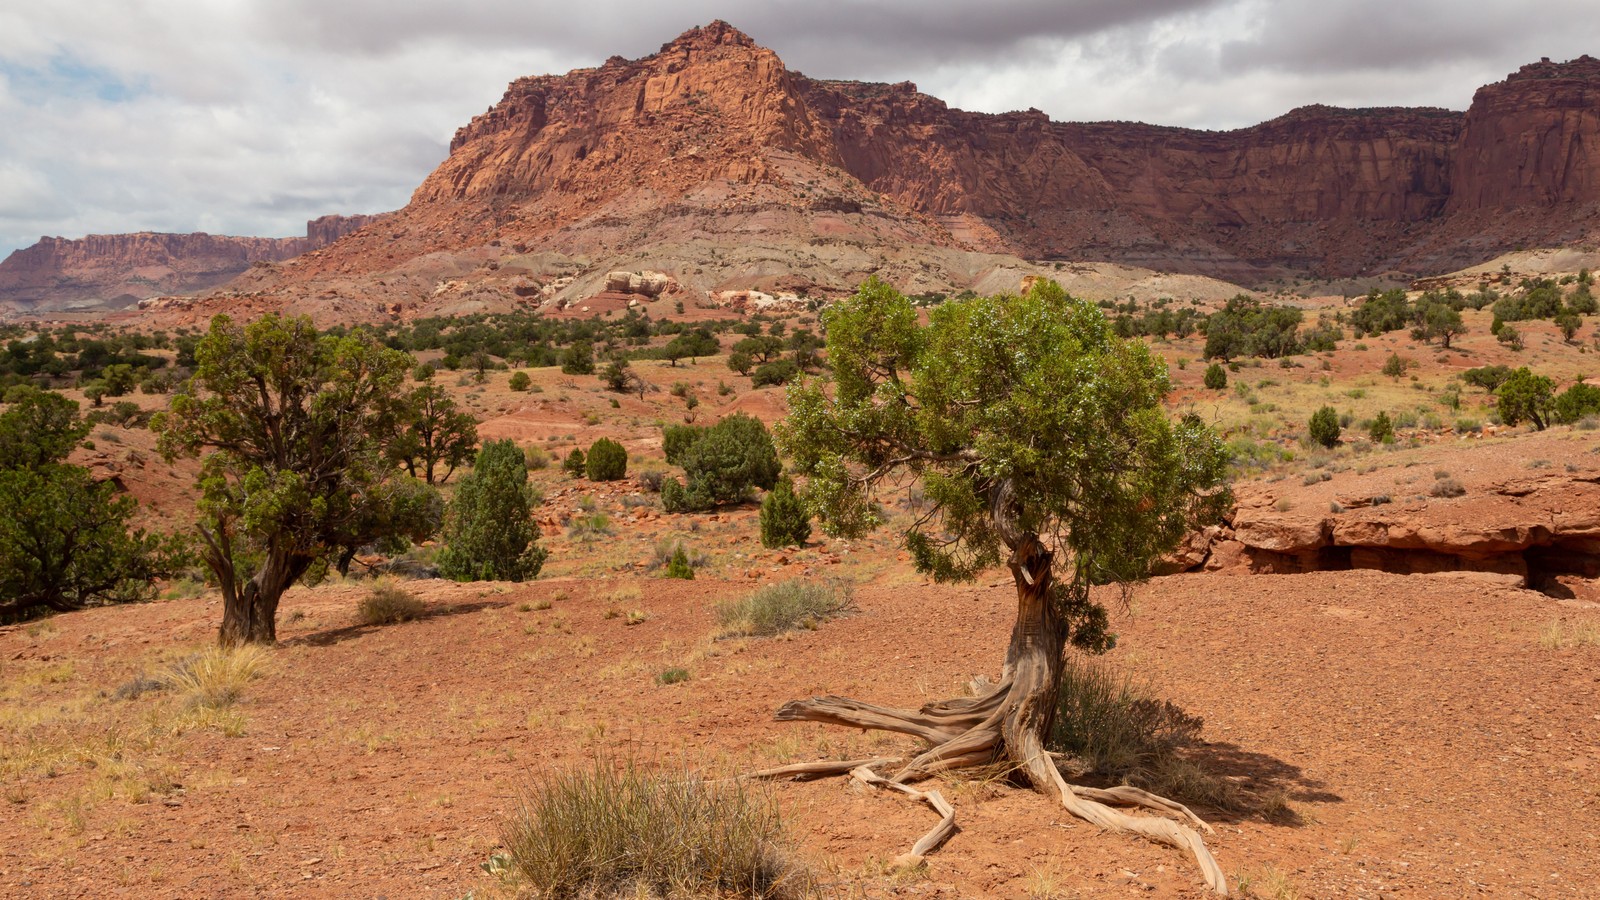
(158, 645), (271, 710)
(1539, 618), (1600, 649)
(1050, 656), (1244, 811)
(715, 579), (852, 638)
(358, 582), (427, 625)
(499, 758), (812, 899)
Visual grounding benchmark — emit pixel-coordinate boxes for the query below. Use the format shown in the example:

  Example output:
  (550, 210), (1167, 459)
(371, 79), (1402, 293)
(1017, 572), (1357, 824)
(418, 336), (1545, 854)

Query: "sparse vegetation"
(715, 579), (851, 638)
(499, 758), (809, 899)
(358, 583), (426, 625)
(584, 437), (628, 481)
(759, 479), (811, 548)
(438, 439), (547, 582)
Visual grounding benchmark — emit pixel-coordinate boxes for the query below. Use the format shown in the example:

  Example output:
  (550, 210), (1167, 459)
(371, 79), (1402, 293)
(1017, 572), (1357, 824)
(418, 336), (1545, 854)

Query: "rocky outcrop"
(0, 213), (383, 312)
(1184, 472), (1600, 596)
(603, 270), (675, 297)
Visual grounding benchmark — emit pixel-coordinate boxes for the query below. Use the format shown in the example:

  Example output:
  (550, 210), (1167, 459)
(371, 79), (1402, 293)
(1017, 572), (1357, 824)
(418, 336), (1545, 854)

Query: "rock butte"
(6, 23), (1600, 318)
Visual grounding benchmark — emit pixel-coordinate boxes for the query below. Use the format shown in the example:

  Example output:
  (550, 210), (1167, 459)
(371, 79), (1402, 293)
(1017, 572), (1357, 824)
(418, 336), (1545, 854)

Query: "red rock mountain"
(0, 214), (380, 312)
(252, 25), (1600, 313)
(22, 23), (1600, 320)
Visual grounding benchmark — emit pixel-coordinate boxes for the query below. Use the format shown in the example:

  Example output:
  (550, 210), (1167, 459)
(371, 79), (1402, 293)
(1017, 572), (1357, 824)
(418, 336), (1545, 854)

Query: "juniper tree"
(767, 278), (1231, 891)
(155, 314), (430, 646)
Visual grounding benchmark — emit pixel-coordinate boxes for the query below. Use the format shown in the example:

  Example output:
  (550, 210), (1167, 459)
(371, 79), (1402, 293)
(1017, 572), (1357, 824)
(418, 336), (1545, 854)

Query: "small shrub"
(159, 645), (271, 710)
(523, 445), (551, 470)
(1202, 363), (1227, 390)
(1368, 411), (1395, 444)
(656, 667), (690, 685)
(665, 546), (695, 579)
(751, 359), (801, 387)
(562, 448), (586, 477)
(500, 758), (808, 899)
(716, 579), (852, 638)
(585, 437), (628, 481)
(759, 480), (811, 548)
(1308, 406), (1341, 448)
(1429, 478), (1466, 498)
(359, 583), (426, 625)
(509, 371), (531, 392)
(1049, 655), (1201, 780)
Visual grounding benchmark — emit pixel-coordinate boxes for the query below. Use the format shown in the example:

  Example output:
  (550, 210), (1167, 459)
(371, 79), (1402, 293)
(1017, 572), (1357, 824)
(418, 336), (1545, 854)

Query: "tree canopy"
(155, 314), (434, 645)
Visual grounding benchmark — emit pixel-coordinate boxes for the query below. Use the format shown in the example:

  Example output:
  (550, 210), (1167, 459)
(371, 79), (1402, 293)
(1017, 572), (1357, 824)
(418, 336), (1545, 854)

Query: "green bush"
(499, 758), (808, 899)
(562, 448), (586, 477)
(1554, 381), (1600, 424)
(662, 414), (780, 512)
(509, 371), (531, 391)
(1368, 411), (1395, 444)
(715, 579), (851, 638)
(759, 480), (811, 548)
(1202, 362), (1227, 390)
(560, 341), (594, 375)
(585, 438), (628, 481)
(359, 583), (426, 625)
(1497, 367), (1554, 430)
(1308, 406), (1341, 448)
(751, 358), (801, 387)
(437, 439), (547, 582)
(664, 546), (694, 579)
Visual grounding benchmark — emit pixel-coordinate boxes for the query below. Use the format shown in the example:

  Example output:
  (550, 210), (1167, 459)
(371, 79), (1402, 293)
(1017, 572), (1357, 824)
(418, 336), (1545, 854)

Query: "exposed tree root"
(761, 692), (1229, 896)
(849, 765), (956, 868)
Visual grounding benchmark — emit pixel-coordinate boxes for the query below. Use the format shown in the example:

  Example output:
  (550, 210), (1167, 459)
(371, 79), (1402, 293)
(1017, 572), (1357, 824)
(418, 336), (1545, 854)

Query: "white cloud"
(2, 0), (1597, 256)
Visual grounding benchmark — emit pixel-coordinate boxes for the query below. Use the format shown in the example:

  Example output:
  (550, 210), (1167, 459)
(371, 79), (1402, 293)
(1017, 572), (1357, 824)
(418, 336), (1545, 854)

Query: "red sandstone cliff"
(266, 25), (1600, 298)
(0, 213), (382, 312)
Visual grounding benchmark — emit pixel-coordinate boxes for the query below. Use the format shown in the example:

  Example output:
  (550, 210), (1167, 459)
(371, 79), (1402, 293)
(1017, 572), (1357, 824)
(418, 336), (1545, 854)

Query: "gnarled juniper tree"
(769, 277), (1233, 892)
(156, 314), (431, 646)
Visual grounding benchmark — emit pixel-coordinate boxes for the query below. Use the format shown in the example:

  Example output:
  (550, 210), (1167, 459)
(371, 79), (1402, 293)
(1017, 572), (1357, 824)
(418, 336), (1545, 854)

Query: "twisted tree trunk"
(766, 531), (1228, 894)
(217, 547), (311, 647)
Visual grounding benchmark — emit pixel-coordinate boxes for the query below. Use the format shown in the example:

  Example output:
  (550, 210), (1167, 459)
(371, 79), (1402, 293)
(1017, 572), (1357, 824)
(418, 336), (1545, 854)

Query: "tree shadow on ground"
(282, 598), (510, 648)
(1182, 739), (1343, 827)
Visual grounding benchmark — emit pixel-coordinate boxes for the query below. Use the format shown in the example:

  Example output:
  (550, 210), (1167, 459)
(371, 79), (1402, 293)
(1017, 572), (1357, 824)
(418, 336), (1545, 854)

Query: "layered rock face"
(0, 214), (381, 312)
(279, 26), (1600, 296)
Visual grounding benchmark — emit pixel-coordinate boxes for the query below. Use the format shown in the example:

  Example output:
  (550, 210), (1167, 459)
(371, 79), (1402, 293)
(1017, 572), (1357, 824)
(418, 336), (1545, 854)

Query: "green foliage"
(509, 371), (531, 391)
(563, 448), (586, 477)
(1381, 353), (1406, 379)
(1410, 298), (1467, 348)
(585, 437), (628, 481)
(499, 758), (807, 900)
(0, 387), (89, 469)
(1203, 295), (1302, 360)
(662, 424), (704, 465)
(1349, 288), (1412, 337)
(1554, 381), (1600, 424)
(780, 278), (1229, 652)
(1555, 309), (1583, 342)
(560, 341), (595, 375)
(1308, 406), (1341, 448)
(751, 358), (801, 387)
(1463, 365), (1513, 392)
(715, 579), (852, 638)
(1496, 367), (1555, 430)
(0, 396), (187, 617)
(413, 363), (435, 381)
(758, 479), (811, 548)
(1202, 362), (1227, 390)
(601, 358), (635, 392)
(154, 314), (428, 643)
(387, 383), (478, 484)
(437, 439), (547, 582)
(727, 350), (754, 376)
(664, 545), (694, 579)
(1497, 323), (1524, 351)
(1368, 411), (1395, 444)
(661, 413), (780, 512)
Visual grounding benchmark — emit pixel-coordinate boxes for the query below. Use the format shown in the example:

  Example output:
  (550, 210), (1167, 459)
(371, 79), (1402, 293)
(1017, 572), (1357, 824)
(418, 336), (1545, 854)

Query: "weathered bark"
(767, 531), (1229, 894)
(217, 547), (311, 648)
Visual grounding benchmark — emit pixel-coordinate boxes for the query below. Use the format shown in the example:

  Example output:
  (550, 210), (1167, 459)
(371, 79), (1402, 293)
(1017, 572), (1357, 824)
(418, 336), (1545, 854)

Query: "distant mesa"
(0, 213), (384, 313)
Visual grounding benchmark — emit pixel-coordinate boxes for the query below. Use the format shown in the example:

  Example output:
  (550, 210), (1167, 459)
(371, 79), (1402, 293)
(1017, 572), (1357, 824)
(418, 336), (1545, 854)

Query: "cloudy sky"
(2, 1), (1597, 258)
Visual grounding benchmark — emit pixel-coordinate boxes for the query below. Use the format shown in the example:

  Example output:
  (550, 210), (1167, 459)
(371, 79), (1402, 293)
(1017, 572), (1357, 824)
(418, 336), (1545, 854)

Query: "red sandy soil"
(2, 561), (1596, 898)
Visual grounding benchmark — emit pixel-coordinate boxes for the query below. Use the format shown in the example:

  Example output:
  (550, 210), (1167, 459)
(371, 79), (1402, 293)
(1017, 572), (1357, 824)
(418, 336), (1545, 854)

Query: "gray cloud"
(1, 1), (1595, 257)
